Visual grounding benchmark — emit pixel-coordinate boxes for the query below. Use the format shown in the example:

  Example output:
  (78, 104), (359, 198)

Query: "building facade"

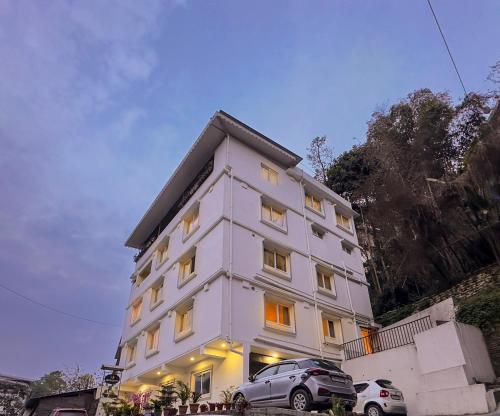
(117, 111), (374, 402)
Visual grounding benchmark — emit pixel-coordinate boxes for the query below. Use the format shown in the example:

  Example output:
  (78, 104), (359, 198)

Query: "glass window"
(194, 369), (211, 395)
(183, 209), (199, 237)
(312, 225), (325, 238)
(354, 383), (369, 393)
(277, 363), (297, 373)
(156, 241), (169, 267)
(322, 318), (338, 339)
(126, 342), (137, 364)
(146, 326), (160, 352)
(336, 212), (351, 230)
(176, 306), (193, 337)
(298, 359), (343, 372)
(261, 165), (278, 184)
(255, 365), (278, 380)
(262, 203), (285, 227)
(305, 193), (322, 212)
(151, 283), (163, 305)
(376, 379), (399, 389)
(137, 262), (152, 286)
(263, 247), (289, 274)
(342, 243), (353, 255)
(130, 298), (143, 324)
(265, 299), (292, 328)
(317, 271), (334, 293)
(180, 255), (196, 281)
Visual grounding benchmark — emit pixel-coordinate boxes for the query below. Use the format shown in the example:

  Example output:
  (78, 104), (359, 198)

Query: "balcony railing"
(343, 316), (433, 360)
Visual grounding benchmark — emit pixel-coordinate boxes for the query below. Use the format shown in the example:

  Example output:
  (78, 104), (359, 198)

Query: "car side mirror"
(248, 375), (255, 382)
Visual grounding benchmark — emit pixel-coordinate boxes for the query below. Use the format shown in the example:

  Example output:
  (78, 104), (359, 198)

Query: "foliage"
(191, 390), (202, 404)
(320, 88), (499, 315)
(151, 384), (175, 409)
(307, 136), (334, 183)
(30, 366), (98, 398)
(220, 385), (235, 404)
(102, 398), (140, 416)
(456, 288), (500, 334)
(174, 380), (191, 405)
(328, 396), (346, 416)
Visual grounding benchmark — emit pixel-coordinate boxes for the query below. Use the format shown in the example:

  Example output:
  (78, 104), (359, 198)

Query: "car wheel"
(290, 388), (311, 411)
(366, 404), (384, 416)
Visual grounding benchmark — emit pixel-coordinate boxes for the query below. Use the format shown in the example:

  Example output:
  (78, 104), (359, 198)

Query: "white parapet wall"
(343, 312), (496, 416)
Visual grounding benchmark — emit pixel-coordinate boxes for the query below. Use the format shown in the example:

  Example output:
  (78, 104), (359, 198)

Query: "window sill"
(264, 322), (296, 336)
(178, 272), (197, 288)
(182, 224), (200, 243)
(305, 205), (325, 218)
(324, 337), (342, 346)
(260, 219), (287, 234)
(124, 361), (136, 370)
(262, 266), (291, 281)
(150, 299), (164, 311)
(145, 349), (160, 359)
(317, 287), (337, 299)
(130, 317), (142, 327)
(336, 224), (354, 235)
(174, 329), (194, 343)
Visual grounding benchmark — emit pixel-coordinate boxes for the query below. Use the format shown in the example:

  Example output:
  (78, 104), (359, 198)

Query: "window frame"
(182, 206), (200, 241)
(125, 340), (137, 366)
(155, 238), (169, 269)
(264, 295), (296, 334)
(311, 224), (325, 239)
(150, 279), (164, 310)
(145, 324), (161, 357)
(261, 164), (278, 185)
(262, 243), (291, 279)
(129, 298), (143, 326)
(335, 211), (352, 232)
(321, 315), (343, 345)
(305, 192), (323, 214)
(316, 268), (336, 296)
(175, 303), (194, 342)
(178, 250), (197, 287)
(136, 261), (152, 287)
(261, 201), (287, 231)
(192, 367), (212, 398)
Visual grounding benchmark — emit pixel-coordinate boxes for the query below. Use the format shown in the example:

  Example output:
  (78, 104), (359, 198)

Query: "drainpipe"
(226, 135), (234, 345)
(343, 261), (360, 338)
(298, 173), (324, 358)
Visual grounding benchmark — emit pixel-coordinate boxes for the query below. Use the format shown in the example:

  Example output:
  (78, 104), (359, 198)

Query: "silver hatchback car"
(353, 379), (407, 416)
(232, 358), (357, 411)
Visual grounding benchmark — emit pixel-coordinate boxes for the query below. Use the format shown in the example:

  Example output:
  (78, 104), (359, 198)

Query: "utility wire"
(0, 282), (119, 327)
(426, 0), (467, 96)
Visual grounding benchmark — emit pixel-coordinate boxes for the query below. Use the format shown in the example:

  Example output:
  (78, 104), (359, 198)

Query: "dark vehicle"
(232, 358), (357, 411)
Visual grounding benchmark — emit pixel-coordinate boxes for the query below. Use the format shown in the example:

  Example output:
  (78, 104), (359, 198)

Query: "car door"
(269, 362), (300, 406)
(246, 365), (278, 405)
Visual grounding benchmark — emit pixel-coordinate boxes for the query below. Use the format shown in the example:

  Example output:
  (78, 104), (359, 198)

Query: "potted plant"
(189, 391), (202, 414)
(220, 386), (235, 410)
(234, 395), (250, 414)
(215, 402), (224, 411)
(174, 380), (191, 415)
(208, 402), (216, 412)
(199, 404), (209, 413)
(152, 383), (176, 416)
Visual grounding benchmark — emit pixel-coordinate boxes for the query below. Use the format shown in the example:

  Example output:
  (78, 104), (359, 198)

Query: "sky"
(0, 0), (498, 379)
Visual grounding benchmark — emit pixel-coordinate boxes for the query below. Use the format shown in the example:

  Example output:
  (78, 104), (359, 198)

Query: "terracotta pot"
(165, 408), (178, 416)
(208, 403), (216, 412)
(178, 405), (188, 415)
(189, 404), (200, 414)
(199, 405), (209, 413)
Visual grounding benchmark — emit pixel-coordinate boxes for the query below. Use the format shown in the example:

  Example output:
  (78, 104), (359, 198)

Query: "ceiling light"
(272, 353), (278, 358)
(156, 371), (161, 375)
(190, 357), (195, 361)
(221, 343), (227, 348)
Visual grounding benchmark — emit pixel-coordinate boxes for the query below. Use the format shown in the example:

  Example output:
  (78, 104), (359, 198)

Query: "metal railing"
(342, 316), (433, 360)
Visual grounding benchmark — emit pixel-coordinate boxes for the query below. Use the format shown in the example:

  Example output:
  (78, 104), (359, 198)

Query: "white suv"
(353, 379), (407, 416)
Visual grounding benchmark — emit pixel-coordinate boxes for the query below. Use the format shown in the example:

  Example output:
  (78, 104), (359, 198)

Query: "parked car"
(232, 357), (357, 411)
(49, 409), (88, 416)
(353, 379), (407, 416)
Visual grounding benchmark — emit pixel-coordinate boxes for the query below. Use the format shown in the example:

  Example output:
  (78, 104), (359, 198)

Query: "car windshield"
(298, 359), (342, 372)
(376, 379), (398, 389)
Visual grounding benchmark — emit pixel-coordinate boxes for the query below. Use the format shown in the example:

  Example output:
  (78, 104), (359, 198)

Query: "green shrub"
(456, 288), (500, 334)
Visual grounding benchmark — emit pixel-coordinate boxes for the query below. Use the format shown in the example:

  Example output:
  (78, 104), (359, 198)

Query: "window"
(263, 246), (290, 275)
(150, 281), (163, 308)
(341, 243), (353, 255)
(312, 225), (325, 239)
(322, 317), (342, 344)
(261, 202), (286, 229)
(156, 239), (169, 268)
(317, 270), (335, 295)
(130, 298), (143, 325)
(126, 341), (137, 364)
(264, 297), (294, 332)
(261, 164), (278, 185)
(277, 362), (298, 373)
(255, 365), (278, 380)
(183, 208), (199, 238)
(146, 325), (160, 354)
(136, 262), (152, 286)
(179, 254), (196, 283)
(335, 211), (351, 231)
(297, 359), (342, 372)
(305, 193), (322, 213)
(354, 383), (369, 393)
(175, 304), (193, 340)
(193, 369), (211, 396)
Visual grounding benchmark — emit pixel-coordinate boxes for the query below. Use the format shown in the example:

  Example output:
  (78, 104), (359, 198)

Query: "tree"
(306, 136), (334, 184)
(30, 371), (67, 397)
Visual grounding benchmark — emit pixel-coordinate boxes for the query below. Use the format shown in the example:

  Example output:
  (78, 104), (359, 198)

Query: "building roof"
(0, 373), (33, 384)
(125, 111), (302, 249)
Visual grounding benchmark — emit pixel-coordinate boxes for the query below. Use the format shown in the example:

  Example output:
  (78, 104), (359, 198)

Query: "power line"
(426, 0), (467, 96)
(0, 282), (119, 327)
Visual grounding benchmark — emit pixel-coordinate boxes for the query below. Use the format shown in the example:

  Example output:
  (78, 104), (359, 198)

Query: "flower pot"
(189, 404), (200, 414)
(199, 405), (209, 413)
(165, 408), (178, 416)
(208, 403), (216, 412)
(178, 405), (188, 415)
(154, 409), (162, 416)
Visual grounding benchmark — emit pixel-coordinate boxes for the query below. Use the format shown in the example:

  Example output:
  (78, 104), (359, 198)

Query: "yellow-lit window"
(156, 241), (169, 267)
(146, 325), (160, 353)
(261, 164), (278, 184)
(317, 271), (335, 294)
(183, 209), (199, 237)
(130, 298), (142, 325)
(322, 317), (342, 344)
(151, 282), (163, 306)
(265, 299), (292, 328)
(180, 255), (196, 282)
(176, 306), (193, 339)
(336, 212), (351, 230)
(305, 193), (322, 213)
(126, 342), (137, 364)
(264, 248), (289, 274)
(262, 203), (285, 228)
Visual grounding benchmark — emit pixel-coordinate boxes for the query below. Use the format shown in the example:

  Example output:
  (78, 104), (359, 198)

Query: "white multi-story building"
(117, 111), (374, 400)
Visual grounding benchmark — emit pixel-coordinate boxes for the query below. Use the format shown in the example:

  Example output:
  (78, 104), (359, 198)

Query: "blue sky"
(0, 0), (498, 379)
